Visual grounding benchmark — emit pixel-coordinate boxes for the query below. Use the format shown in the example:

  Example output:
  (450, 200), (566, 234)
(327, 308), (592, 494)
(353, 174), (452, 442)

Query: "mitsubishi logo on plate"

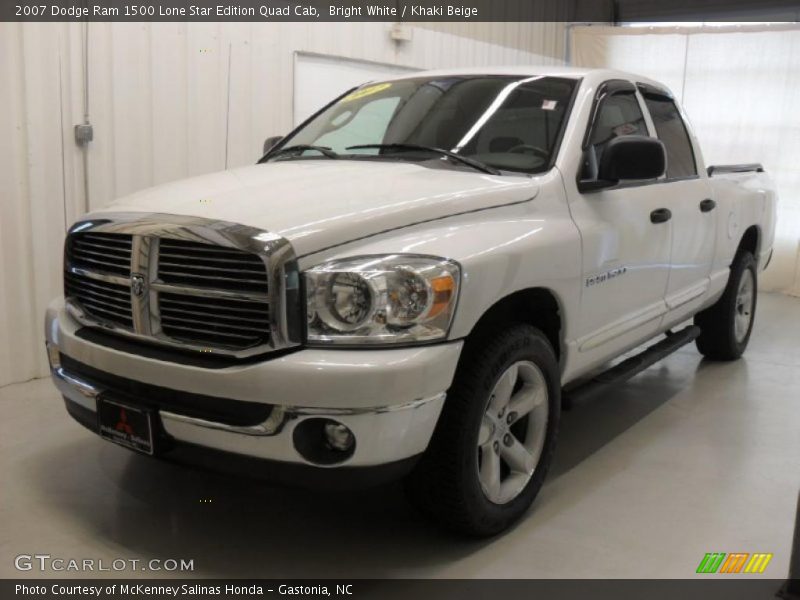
(131, 274), (146, 298)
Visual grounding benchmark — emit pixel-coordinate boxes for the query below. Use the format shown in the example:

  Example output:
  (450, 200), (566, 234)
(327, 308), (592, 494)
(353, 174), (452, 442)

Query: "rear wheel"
(405, 325), (560, 537)
(695, 251), (757, 360)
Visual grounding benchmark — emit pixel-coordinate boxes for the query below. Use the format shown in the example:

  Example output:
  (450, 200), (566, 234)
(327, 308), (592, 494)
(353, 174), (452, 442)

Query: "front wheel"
(695, 251), (758, 360)
(405, 325), (560, 537)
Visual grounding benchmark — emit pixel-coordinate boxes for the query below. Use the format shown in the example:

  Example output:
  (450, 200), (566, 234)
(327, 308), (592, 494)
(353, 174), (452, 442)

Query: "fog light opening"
(293, 418), (357, 465)
(324, 422), (355, 452)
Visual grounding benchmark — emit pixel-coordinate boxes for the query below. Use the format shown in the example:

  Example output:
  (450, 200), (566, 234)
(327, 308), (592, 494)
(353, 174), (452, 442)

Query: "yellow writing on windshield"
(341, 82), (392, 103)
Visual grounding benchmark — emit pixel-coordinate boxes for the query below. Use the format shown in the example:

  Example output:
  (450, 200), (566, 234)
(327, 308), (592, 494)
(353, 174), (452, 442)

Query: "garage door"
(293, 53), (417, 126)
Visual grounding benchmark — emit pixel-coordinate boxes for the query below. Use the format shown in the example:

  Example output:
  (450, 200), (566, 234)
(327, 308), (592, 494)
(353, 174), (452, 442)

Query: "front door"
(567, 81), (673, 373)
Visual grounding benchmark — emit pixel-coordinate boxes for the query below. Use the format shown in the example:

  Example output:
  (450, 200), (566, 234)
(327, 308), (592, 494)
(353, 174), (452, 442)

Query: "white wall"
(418, 21), (567, 59)
(0, 21), (565, 388)
(571, 25), (800, 296)
(0, 23), (83, 390)
(293, 53), (418, 126)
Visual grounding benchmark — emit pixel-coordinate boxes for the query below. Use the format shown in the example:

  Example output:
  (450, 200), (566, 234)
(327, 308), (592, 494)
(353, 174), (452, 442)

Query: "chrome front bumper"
(46, 301), (461, 468)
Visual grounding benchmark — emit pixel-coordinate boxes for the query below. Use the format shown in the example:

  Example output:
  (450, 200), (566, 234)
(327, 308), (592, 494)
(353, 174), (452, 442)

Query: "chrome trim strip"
(150, 282), (268, 302)
(66, 266), (130, 286)
(52, 366), (102, 411)
(160, 407), (290, 437)
(131, 235), (152, 335)
(69, 287), (130, 309)
(157, 321), (257, 341)
(160, 393), (446, 437)
(291, 395), (442, 416)
(66, 298), (134, 333)
(158, 261), (266, 275)
(64, 212), (301, 359)
(52, 358), (445, 439)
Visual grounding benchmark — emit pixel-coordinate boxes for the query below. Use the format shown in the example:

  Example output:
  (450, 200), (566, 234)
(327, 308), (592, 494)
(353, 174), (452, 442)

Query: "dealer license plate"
(97, 397), (154, 455)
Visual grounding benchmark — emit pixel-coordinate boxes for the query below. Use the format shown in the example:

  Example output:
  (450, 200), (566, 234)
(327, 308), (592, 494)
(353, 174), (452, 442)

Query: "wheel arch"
(737, 224), (761, 261)
(462, 287), (563, 364)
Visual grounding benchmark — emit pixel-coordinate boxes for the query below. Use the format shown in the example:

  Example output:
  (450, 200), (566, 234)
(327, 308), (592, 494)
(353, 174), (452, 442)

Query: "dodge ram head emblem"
(131, 274), (146, 298)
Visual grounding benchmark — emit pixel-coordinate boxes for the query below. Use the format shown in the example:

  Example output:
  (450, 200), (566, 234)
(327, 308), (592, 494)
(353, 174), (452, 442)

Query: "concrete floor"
(1, 292), (798, 579)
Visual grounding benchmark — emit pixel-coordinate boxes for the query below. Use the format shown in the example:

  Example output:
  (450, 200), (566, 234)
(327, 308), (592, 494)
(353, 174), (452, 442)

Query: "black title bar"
(3, 0), (800, 22)
(1, 579), (791, 600)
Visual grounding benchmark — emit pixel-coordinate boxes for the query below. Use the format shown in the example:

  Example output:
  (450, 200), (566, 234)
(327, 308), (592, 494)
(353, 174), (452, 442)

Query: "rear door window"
(642, 95), (697, 179)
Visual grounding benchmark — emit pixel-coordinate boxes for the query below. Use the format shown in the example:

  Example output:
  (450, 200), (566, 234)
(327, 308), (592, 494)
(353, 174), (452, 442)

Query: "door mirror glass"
(263, 135), (283, 155)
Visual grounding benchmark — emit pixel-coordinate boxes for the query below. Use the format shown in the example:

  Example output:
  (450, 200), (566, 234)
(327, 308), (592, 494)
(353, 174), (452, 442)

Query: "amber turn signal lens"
(428, 275), (456, 319)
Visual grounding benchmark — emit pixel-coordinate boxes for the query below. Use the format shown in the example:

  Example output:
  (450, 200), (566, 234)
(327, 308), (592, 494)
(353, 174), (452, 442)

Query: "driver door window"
(581, 92), (648, 181)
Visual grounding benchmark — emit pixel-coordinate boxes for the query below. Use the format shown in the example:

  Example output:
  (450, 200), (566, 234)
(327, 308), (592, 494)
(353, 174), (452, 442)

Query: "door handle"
(650, 208), (672, 224)
(700, 198), (716, 212)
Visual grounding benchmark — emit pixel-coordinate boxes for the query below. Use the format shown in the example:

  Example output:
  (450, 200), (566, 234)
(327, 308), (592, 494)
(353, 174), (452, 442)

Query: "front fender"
(299, 179), (582, 343)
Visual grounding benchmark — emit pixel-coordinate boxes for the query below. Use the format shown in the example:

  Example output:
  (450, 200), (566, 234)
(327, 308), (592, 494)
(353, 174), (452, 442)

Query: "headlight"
(305, 255), (460, 345)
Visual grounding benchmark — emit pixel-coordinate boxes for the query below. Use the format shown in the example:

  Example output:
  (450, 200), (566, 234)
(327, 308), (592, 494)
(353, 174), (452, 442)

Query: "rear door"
(638, 84), (716, 324)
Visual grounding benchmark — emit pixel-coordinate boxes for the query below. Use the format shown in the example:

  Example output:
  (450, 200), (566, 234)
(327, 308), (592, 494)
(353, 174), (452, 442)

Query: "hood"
(94, 160), (538, 256)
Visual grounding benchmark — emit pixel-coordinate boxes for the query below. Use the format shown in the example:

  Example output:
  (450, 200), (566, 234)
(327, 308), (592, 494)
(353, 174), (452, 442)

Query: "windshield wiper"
(346, 143), (501, 175)
(262, 145), (340, 162)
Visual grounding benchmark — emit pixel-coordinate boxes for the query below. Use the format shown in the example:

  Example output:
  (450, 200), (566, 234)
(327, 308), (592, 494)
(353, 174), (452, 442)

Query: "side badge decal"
(586, 266), (627, 288)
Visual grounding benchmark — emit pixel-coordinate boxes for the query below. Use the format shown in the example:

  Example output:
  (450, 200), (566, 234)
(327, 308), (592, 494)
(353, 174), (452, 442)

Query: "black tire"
(695, 251), (757, 360)
(405, 324), (560, 537)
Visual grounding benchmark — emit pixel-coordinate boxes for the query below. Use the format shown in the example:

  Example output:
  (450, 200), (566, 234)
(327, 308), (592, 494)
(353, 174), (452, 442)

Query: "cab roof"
(382, 66), (670, 95)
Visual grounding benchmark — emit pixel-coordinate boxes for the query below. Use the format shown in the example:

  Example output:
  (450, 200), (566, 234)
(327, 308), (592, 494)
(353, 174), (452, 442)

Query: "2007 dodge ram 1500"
(46, 67), (777, 535)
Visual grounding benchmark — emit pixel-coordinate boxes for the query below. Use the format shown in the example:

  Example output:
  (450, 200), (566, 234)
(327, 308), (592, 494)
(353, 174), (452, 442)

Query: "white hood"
(95, 160), (538, 256)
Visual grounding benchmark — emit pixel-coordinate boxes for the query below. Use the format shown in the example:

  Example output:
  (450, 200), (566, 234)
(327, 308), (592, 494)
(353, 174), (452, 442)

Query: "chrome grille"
(64, 270), (133, 329)
(154, 238), (270, 350)
(157, 239), (269, 294)
(61, 216), (298, 359)
(66, 233), (132, 276)
(159, 292), (270, 348)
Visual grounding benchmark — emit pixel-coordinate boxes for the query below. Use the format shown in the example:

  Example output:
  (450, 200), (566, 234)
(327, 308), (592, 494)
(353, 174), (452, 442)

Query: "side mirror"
(598, 135), (666, 183)
(263, 135), (283, 155)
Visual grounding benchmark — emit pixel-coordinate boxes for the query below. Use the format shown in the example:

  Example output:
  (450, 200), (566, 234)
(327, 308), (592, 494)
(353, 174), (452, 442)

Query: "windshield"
(268, 75), (578, 174)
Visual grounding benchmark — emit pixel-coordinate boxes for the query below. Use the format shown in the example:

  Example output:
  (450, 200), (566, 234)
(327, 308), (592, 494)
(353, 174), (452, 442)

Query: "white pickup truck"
(46, 67), (777, 536)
